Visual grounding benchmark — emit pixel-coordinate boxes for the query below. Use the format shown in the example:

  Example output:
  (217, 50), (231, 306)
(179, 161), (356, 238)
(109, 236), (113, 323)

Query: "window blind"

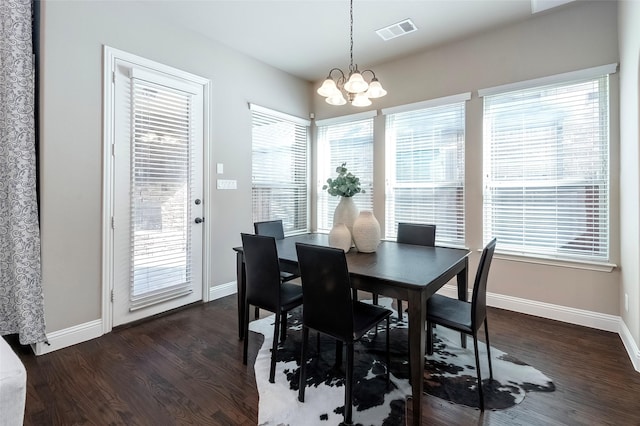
(384, 101), (466, 246)
(250, 105), (309, 234)
(482, 75), (610, 262)
(317, 118), (374, 232)
(129, 78), (194, 310)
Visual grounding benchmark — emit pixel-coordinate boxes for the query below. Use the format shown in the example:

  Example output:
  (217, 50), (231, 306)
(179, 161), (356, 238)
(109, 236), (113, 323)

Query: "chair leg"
(484, 319), (493, 379)
(426, 321), (434, 355)
(372, 293), (378, 305)
(472, 334), (485, 412)
(298, 326), (309, 402)
(243, 299), (251, 365)
(344, 343), (354, 425)
(280, 311), (288, 343)
(397, 299), (403, 321)
(254, 306), (259, 319)
(385, 317), (390, 388)
(269, 312), (281, 383)
(335, 341), (343, 367)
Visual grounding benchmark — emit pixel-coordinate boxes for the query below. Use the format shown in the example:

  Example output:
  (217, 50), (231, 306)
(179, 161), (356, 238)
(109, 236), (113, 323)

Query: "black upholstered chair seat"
(427, 294), (472, 333)
(352, 301), (392, 340)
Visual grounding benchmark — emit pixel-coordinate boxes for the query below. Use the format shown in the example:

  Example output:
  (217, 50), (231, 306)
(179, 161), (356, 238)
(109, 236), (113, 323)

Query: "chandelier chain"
(349, 0), (354, 72)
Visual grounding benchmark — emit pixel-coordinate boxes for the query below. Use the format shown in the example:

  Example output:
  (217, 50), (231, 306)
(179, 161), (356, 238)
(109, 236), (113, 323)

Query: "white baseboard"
(209, 281), (236, 301)
(32, 319), (103, 356)
(439, 284), (638, 372)
(619, 320), (640, 372)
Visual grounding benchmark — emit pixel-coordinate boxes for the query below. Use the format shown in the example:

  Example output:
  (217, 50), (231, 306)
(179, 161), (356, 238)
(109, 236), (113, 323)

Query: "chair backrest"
(295, 242), (354, 341)
(241, 233), (283, 312)
(254, 220), (285, 240)
(397, 223), (436, 247)
(471, 238), (497, 330)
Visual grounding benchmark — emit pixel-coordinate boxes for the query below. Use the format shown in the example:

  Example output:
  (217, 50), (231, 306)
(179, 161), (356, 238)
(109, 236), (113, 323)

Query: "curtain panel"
(0, 0), (46, 344)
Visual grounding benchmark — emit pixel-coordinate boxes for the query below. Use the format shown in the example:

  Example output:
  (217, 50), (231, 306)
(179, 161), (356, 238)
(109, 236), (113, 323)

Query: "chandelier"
(316, 0), (387, 107)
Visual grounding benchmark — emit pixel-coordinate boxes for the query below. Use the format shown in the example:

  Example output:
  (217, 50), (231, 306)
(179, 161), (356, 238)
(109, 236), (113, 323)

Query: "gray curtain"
(0, 0), (46, 344)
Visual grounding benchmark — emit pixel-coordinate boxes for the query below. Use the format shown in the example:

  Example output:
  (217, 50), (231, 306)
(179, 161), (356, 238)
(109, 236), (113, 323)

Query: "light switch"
(217, 179), (237, 190)
(216, 163), (224, 174)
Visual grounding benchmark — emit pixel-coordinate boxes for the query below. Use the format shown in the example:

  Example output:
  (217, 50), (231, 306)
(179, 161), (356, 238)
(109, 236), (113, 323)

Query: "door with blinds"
(112, 58), (205, 327)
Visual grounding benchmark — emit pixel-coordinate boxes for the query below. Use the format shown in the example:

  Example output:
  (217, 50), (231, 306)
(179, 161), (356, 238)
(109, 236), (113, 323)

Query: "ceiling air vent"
(376, 19), (417, 41)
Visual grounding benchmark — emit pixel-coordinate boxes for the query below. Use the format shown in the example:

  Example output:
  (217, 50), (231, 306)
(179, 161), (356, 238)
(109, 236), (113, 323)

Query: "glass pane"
(130, 81), (192, 304)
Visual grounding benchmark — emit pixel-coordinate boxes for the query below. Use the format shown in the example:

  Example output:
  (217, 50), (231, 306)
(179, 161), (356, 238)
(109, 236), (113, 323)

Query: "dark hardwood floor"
(7, 295), (640, 426)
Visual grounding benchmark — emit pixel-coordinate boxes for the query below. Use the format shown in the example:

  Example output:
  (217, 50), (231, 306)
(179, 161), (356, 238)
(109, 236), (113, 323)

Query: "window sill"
(491, 251), (617, 272)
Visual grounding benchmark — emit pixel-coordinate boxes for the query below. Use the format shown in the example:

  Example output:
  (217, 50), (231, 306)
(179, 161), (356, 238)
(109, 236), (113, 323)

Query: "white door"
(111, 57), (206, 326)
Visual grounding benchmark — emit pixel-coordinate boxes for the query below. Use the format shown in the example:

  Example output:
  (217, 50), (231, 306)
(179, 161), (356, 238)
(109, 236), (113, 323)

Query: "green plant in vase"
(322, 163), (365, 198)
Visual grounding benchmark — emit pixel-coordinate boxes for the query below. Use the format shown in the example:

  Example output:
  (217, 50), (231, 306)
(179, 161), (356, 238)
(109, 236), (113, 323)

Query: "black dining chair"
(371, 222), (436, 319)
(254, 220), (299, 282)
(425, 237), (497, 411)
(394, 222), (436, 320)
(295, 242), (392, 426)
(240, 233), (303, 383)
(253, 220), (301, 318)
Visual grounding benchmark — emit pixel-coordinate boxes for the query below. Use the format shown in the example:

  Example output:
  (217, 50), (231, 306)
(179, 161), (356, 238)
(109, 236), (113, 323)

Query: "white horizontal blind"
(317, 118), (374, 232)
(251, 107), (309, 234)
(483, 75), (610, 261)
(129, 78), (194, 310)
(385, 102), (466, 245)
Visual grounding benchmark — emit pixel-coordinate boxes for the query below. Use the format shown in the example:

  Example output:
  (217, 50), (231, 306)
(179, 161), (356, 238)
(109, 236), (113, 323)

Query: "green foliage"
(322, 162), (365, 198)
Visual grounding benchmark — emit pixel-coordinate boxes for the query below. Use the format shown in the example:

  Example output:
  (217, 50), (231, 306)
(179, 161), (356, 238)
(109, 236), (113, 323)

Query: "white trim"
(249, 103), (310, 126)
(209, 281), (237, 301)
(381, 92), (472, 115)
(315, 110), (378, 127)
(102, 45), (211, 331)
(620, 320), (640, 373)
(493, 252), (617, 272)
(32, 320), (103, 356)
(478, 63), (618, 97)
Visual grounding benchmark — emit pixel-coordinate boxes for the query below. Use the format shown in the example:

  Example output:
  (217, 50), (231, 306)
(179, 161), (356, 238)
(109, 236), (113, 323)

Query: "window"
(481, 65), (615, 262)
(383, 94), (468, 246)
(316, 113), (375, 232)
(250, 104), (309, 234)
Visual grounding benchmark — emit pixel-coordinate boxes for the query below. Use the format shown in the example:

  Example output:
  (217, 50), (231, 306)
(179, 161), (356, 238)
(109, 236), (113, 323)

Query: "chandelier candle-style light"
(317, 0), (387, 107)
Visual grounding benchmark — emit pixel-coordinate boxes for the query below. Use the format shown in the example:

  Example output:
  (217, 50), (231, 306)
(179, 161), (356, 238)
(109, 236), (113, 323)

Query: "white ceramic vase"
(333, 196), (359, 236)
(352, 211), (381, 253)
(328, 223), (352, 252)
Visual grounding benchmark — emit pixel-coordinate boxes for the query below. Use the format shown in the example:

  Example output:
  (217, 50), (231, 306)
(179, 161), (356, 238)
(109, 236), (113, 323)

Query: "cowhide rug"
(249, 299), (555, 426)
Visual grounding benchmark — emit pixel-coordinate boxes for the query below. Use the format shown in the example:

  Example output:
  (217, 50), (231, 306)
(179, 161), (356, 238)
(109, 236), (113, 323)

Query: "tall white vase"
(352, 211), (381, 253)
(329, 223), (352, 252)
(333, 196), (359, 236)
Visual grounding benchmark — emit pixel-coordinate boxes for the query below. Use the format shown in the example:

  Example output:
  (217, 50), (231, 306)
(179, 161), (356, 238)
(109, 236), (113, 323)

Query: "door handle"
(194, 217), (204, 224)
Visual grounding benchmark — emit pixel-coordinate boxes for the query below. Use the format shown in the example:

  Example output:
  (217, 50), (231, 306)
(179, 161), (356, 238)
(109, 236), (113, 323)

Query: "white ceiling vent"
(376, 19), (417, 41)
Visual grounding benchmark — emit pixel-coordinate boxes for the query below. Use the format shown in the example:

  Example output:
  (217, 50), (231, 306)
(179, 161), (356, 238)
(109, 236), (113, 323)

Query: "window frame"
(479, 64), (617, 269)
(250, 104), (310, 235)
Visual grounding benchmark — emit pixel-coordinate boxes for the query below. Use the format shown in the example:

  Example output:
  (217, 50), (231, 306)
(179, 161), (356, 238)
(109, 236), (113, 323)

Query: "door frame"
(101, 46), (212, 334)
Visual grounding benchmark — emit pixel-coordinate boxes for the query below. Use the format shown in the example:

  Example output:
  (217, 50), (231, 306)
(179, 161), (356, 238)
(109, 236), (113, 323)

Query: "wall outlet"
(625, 293), (629, 312)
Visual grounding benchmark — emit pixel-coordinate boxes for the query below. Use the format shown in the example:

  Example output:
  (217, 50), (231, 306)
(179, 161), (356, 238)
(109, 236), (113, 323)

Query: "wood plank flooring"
(7, 295), (640, 426)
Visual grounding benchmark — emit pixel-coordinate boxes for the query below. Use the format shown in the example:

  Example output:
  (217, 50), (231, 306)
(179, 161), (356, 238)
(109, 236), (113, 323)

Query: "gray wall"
(39, 0), (633, 351)
(39, 0), (311, 332)
(313, 1), (621, 316)
(619, 0), (640, 347)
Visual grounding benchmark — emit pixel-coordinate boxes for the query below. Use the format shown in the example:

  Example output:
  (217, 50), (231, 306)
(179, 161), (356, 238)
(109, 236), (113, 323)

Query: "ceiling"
(141, 0), (576, 82)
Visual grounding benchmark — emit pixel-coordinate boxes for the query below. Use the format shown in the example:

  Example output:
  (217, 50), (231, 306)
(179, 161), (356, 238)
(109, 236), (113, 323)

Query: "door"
(111, 57), (206, 326)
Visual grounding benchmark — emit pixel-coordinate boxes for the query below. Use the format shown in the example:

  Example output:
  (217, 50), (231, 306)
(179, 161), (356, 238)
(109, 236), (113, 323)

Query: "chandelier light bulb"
(351, 92), (372, 107)
(326, 92), (347, 105)
(317, 78), (340, 97)
(365, 78), (387, 98)
(344, 72), (368, 93)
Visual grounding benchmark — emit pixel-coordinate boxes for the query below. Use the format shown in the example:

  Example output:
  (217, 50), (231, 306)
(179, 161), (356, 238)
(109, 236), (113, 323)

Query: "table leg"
(407, 290), (427, 426)
(457, 256), (469, 348)
(236, 251), (246, 340)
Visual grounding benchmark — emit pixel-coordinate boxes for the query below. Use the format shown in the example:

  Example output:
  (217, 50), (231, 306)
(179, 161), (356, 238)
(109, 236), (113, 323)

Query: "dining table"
(233, 233), (470, 426)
